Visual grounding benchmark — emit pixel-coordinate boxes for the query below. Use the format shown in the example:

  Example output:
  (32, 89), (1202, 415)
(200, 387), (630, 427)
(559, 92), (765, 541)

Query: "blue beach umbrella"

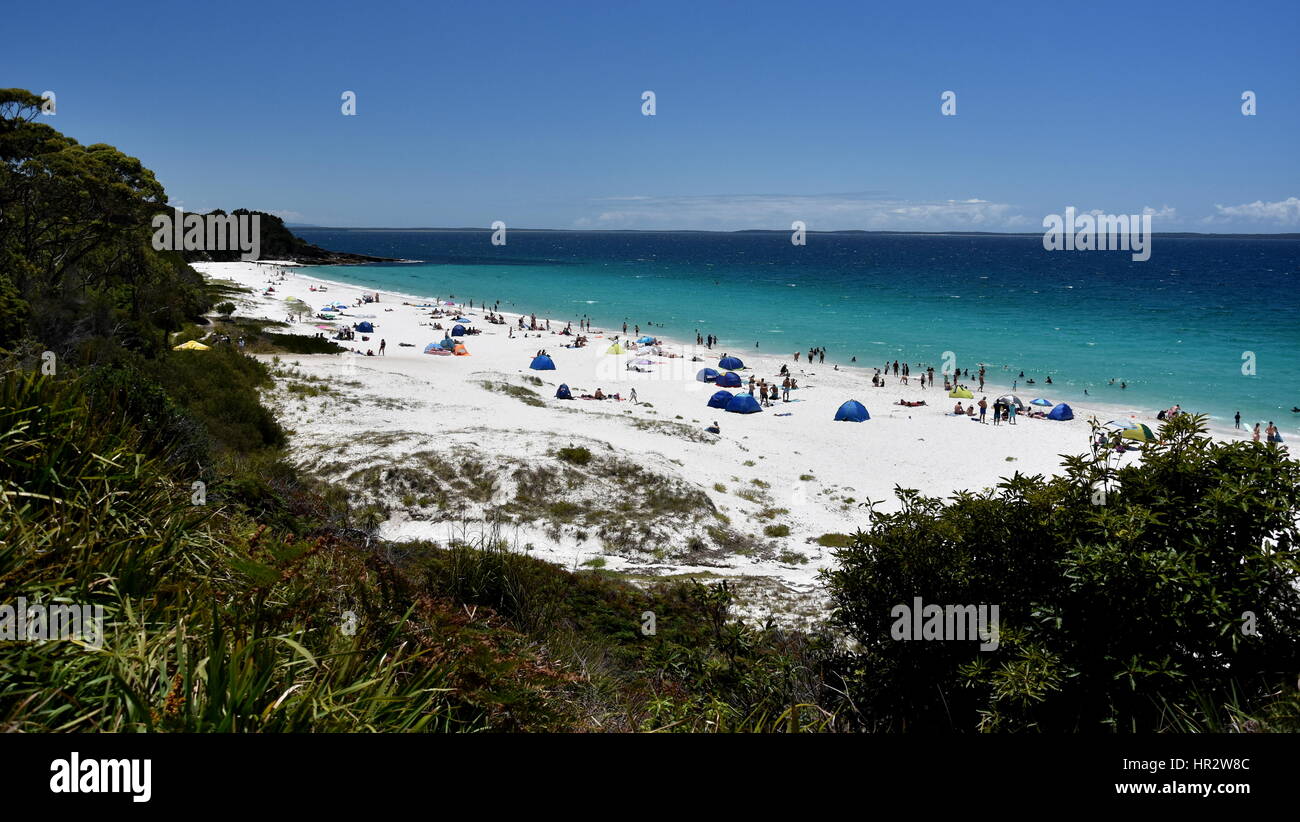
(834, 400), (870, 422)
(1046, 403), (1074, 420)
(696, 368), (720, 382)
(718, 355), (744, 370)
(1030, 398), (1053, 407)
(724, 393), (763, 414)
(707, 390), (734, 409)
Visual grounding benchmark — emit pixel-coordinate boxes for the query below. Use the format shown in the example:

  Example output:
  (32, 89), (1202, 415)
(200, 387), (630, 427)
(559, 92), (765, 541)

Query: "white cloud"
(578, 192), (1026, 231)
(1204, 197), (1300, 225)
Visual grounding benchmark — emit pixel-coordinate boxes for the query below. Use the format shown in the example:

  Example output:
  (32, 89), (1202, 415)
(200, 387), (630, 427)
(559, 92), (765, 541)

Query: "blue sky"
(7, 0), (1299, 231)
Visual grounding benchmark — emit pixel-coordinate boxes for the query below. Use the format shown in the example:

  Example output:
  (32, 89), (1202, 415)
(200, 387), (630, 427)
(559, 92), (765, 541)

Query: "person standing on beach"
(978, 396), (987, 423)
(1234, 411), (1241, 429)
(1252, 423), (1261, 442)
(992, 400), (1002, 426)
(1266, 421), (1281, 446)
(379, 339), (386, 356)
(1008, 402), (1017, 425)
(630, 387), (638, 404)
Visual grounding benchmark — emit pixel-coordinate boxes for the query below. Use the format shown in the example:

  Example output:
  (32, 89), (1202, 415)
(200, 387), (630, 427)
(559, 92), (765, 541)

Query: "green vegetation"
(475, 379), (545, 407)
(3, 88), (1297, 734)
(814, 532), (853, 548)
(763, 524), (791, 538)
(556, 445), (592, 465)
(824, 415), (1300, 732)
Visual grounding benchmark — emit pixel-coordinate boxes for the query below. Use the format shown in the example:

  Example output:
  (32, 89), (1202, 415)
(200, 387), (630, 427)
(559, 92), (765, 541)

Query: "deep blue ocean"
(294, 229), (1300, 435)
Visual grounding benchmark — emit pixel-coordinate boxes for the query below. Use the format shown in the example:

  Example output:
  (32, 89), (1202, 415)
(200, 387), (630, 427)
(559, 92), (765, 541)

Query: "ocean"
(292, 229), (1300, 435)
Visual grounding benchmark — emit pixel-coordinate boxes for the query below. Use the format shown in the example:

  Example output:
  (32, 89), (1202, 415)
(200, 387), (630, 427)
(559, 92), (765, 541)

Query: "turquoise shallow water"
(293, 229), (1300, 436)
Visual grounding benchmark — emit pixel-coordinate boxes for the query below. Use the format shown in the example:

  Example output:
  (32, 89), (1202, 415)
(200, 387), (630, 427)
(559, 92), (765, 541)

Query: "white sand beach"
(196, 261), (1241, 622)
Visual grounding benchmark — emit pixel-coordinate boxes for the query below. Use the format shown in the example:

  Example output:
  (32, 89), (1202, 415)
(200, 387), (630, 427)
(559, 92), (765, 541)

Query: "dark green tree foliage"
(826, 414), (1300, 731)
(178, 209), (387, 264)
(0, 88), (207, 357)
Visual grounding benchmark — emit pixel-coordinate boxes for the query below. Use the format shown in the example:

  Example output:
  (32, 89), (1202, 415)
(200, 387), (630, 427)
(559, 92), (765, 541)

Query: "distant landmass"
(179, 210), (396, 264)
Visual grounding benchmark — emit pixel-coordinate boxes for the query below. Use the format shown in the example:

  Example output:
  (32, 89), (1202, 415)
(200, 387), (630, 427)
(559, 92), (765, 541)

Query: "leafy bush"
(557, 445), (592, 465)
(824, 415), (1300, 732)
(151, 344), (285, 453)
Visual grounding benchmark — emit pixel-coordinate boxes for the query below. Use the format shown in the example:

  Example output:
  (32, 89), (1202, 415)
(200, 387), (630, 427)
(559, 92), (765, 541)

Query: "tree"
(216, 302), (236, 319)
(824, 414), (1300, 732)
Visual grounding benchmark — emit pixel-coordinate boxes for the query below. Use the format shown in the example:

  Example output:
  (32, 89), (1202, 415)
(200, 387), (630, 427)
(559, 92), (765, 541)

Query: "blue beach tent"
(707, 390), (735, 409)
(356, 321), (375, 333)
(1046, 402), (1074, 421)
(834, 400), (870, 422)
(724, 393), (763, 414)
(555, 383), (573, 399)
(451, 324), (467, 336)
(716, 371), (742, 388)
(718, 355), (744, 370)
(696, 368), (720, 382)
(637, 335), (655, 344)
(530, 354), (556, 370)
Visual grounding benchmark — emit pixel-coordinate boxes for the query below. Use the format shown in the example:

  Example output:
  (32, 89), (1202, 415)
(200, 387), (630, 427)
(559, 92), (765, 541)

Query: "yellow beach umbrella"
(949, 387), (973, 399)
(606, 342), (626, 354)
(172, 340), (210, 351)
(1120, 423), (1156, 443)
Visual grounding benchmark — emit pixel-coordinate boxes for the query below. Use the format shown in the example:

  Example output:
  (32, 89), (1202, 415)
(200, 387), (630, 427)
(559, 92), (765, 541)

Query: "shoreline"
(195, 260), (1247, 623)
(285, 260), (1255, 443)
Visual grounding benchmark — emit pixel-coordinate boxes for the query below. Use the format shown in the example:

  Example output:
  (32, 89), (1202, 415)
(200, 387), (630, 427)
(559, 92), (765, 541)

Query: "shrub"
(557, 445), (592, 465)
(824, 415), (1300, 732)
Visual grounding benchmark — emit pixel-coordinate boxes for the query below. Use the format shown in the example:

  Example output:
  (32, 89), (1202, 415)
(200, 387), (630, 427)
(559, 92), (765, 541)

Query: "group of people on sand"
(516, 314), (549, 331)
(1250, 420), (1284, 445)
(938, 396), (1018, 425)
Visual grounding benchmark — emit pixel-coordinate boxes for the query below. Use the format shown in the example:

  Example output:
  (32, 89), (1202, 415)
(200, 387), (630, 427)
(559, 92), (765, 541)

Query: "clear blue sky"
(7, 0), (1298, 231)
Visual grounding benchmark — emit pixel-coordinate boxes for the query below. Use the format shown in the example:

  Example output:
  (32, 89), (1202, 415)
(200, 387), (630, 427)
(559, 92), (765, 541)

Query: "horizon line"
(285, 225), (1300, 239)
